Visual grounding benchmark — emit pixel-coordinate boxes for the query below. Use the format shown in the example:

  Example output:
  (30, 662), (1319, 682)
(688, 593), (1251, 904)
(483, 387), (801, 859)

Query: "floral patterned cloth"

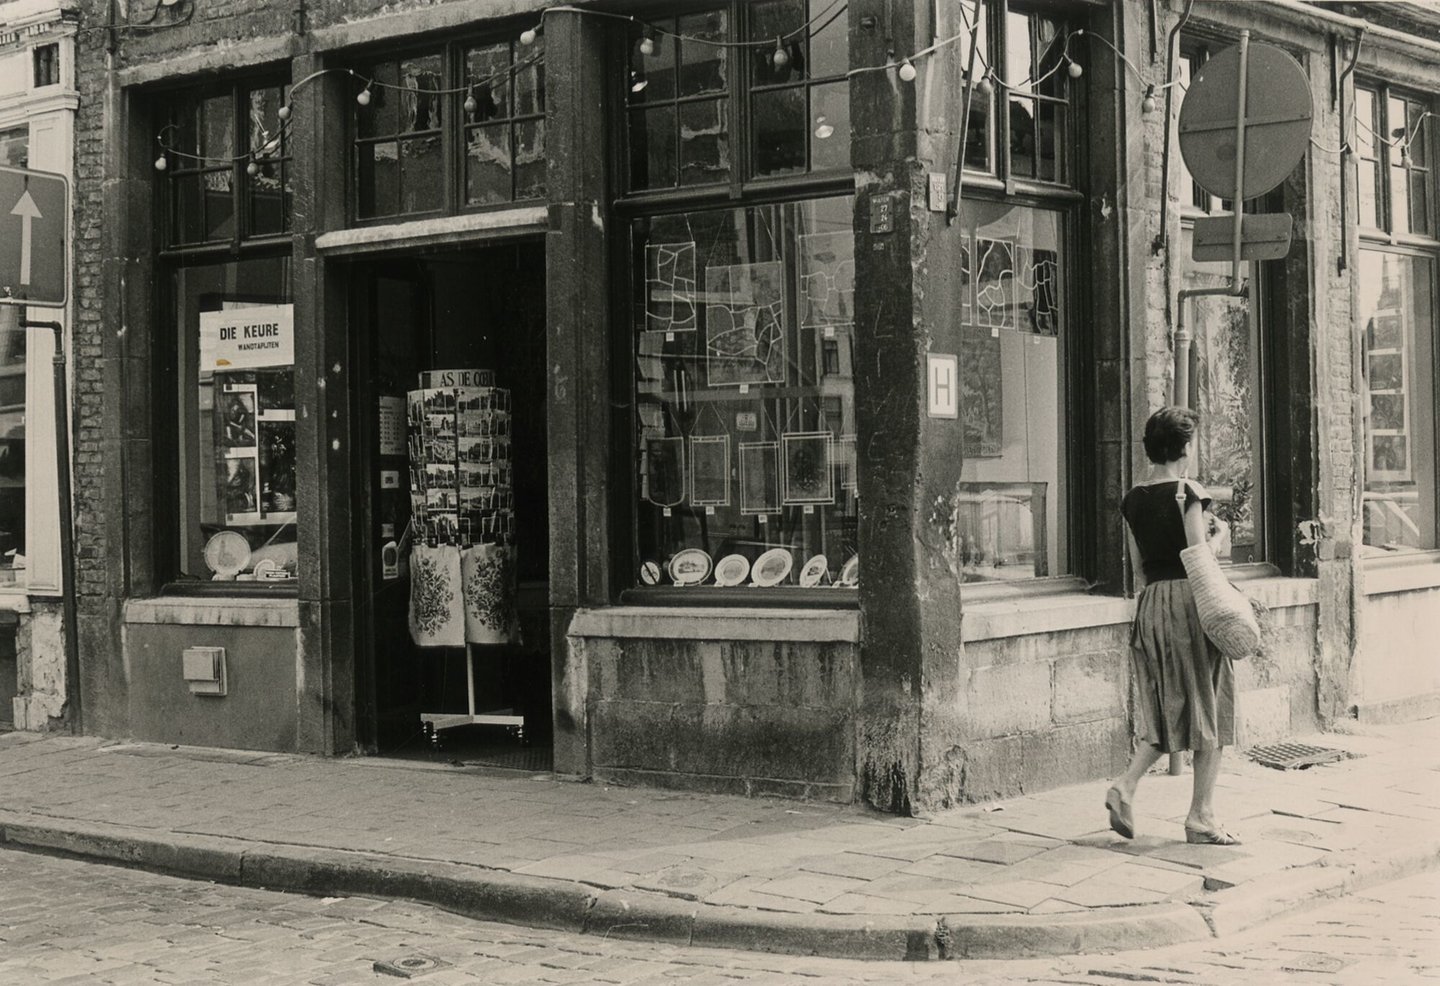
(408, 544), (464, 647)
(461, 543), (517, 645)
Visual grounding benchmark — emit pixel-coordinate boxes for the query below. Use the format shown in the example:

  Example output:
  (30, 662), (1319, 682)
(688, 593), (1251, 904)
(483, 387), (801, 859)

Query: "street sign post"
(0, 165), (68, 308)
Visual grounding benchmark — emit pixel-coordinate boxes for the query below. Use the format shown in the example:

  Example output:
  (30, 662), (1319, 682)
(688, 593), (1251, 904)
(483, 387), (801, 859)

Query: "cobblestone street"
(1, 848), (1435, 985)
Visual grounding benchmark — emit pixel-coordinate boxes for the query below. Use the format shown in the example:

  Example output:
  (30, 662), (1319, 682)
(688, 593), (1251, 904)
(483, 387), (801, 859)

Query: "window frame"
(346, 31), (547, 226)
(619, 0), (853, 203)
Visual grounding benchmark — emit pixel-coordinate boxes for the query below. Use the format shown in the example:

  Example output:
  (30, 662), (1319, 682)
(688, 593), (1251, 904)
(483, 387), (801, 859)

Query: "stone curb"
(2, 812), (1438, 961)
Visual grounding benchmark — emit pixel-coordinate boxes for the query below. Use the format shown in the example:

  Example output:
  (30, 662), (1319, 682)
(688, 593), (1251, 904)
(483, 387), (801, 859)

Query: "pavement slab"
(0, 718), (1436, 962)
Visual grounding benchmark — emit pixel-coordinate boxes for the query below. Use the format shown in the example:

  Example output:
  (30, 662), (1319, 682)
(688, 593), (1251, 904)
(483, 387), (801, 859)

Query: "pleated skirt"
(1130, 578), (1235, 753)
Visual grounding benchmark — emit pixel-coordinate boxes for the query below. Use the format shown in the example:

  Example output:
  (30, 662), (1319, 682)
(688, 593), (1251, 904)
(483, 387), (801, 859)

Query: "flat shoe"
(1184, 825), (1240, 845)
(1104, 786), (1134, 839)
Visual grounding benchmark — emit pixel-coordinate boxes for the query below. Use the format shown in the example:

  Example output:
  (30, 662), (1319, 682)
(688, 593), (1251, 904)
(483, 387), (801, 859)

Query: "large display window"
(631, 197), (857, 590)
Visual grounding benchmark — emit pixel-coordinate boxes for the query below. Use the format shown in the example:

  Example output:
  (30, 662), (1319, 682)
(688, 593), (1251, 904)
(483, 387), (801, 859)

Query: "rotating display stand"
(407, 370), (523, 748)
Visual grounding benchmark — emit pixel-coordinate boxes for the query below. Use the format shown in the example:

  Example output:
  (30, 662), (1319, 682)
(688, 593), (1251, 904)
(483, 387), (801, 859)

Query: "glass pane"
(1407, 100), (1428, 168)
(203, 168), (235, 241)
(1358, 251), (1437, 552)
(400, 54), (443, 133)
(515, 39), (545, 115)
(173, 258), (297, 584)
(631, 18), (676, 103)
(810, 81), (849, 172)
(0, 306), (25, 580)
(1182, 229), (1262, 563)
(357, 141), (399, 218)
(466, 44), (510, 121)
(1391, 161), (1411, 235)
(1358, 160), (1380, 229)
(953, 202), (1068, 581)
(249, 157), (287, 236)
(750, 0), (805, 84)
(1355, 88), (1376, 160)
(810, 0), (848, 78)
(0, 124), (27, 169)
(1004, 11), (1032, 92)
(356, 62), (398, 139)
(399, 135), (443, 213)
(1036, 16), (1066, 102)
(465, 124), (511, 205)
(630, 105), (676, 189)
(964, 95), (992, 171)
(630, 196), (859, 588)
(678, 98), (729, 186)
(1037, 100), (1062, 182)
(1388, 96), (1408, 166)
(1411, 169), (1431, 236)
(960, 0), (990, 83)
(171, 172), (204, 244)
(515, 119), (546, 199)
(678, 8), (728, 96)
(202, 94), (232, 159)
(753, 86), (806, 176)
(1008, 96), (1037, 179)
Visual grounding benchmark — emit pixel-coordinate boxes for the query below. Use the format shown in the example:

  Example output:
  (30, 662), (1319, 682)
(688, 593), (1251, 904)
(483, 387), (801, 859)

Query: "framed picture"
(739, 442), (780, 515)
(644, 436), (686, 507)
(782, 432), (834, 505)
(690, 435), (731, 506)
(705, 261), (787, 388)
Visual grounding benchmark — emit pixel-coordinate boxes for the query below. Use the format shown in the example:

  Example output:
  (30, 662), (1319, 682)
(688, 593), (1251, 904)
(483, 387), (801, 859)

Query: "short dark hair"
(1143, 406), (1198, 464)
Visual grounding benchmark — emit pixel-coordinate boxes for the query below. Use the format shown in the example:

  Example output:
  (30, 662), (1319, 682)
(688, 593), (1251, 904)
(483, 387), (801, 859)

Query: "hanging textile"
(408, 543), (464, 647)
(461, 542), (518, 645)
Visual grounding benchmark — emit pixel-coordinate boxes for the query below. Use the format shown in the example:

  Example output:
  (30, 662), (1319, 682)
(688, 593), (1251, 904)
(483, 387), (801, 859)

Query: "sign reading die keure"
(0, 165), (68, 308)
(199, 305), (295, 371)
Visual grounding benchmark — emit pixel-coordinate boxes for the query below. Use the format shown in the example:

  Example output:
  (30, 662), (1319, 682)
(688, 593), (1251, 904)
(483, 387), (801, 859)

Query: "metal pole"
(20, 309), (81, 734)
(1230, 31), (1250, 289)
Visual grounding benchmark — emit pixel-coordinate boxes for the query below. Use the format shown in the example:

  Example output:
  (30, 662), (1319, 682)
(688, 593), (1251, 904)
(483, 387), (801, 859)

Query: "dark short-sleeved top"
(1121, 480), (1212, 583)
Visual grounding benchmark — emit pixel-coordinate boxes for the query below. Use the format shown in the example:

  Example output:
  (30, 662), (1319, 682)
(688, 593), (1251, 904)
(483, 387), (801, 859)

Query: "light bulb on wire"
(1067, 59), (1083, 79)
(520, 27), (537, 45)
(277, 104), (291, 122)
(357, 85), (372, 107)
(246, 159), (259, 177)
(639, 33), (655, 56)
(1141, 85), (1157, 114)
(898, 58), (917, 82)
(814, 114), (834, 139)
(154, 153), (167, 172)
(464, 90), (478, 114)
(772, 36), (789, 70)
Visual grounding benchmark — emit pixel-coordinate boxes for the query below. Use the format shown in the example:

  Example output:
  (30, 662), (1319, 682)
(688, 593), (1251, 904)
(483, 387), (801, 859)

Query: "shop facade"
(0, 0), (74, 732)
(66, 0), (1440, 812)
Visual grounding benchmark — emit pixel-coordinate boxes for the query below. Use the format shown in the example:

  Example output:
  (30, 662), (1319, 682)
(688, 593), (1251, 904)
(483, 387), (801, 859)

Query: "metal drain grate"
(1246, 742), (1356, 770)
(375, 955), (449, 979)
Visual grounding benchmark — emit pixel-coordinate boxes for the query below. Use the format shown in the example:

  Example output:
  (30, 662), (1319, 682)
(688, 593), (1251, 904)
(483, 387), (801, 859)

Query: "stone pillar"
(291, 52), (357, 754)
(544, 10), (612, 778)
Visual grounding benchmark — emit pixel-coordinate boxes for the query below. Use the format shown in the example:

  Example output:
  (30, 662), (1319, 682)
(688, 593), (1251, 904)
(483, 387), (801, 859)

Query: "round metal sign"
(1178, 43), (1313, 200)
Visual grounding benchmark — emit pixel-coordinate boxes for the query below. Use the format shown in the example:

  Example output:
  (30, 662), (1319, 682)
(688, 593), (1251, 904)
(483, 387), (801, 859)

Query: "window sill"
(618, 586), (857, 609)
(0, 591), (31, 614)
(125, 596), (301, 628)
(569, 605), (859, 643)
(1361, 550), (1440, 596)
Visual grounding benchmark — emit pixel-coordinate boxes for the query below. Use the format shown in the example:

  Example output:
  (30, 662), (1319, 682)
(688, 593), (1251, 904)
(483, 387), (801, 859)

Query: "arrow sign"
(0, 165), (68, 307)
(9, 189), (41, 286)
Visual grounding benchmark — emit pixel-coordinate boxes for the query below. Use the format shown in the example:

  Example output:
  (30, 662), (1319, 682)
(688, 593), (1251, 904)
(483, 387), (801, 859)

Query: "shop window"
(0, 125), (27, 169)
(33, 44), (59, 89)
(168, 257), (297, 586)
(157, 81), (293, 246)
(351, 36), (546, 222)
(625, 0), (850, 192)
(952, 201), (1069, 582)
(959, 1), (1076, 186)
(1358, 252), (1437, 554)
(630, 197), (858, 589)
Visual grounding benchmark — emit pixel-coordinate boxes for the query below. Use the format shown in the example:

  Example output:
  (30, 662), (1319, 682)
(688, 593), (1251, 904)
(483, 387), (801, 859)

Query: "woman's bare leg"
(1186, 747), (1223, 829)
(1115, 744), (1164, 801)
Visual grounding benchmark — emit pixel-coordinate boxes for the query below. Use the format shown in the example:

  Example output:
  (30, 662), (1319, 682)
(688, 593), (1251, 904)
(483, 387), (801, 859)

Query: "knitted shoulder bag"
(1175, 484), (1262, 661)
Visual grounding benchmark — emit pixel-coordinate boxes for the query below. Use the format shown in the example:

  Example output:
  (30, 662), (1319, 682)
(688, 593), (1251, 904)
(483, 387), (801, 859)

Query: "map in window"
(974, 238), (1015, 330)
(798, 231), (855, 333)
(644, 242), (698, 334)
(704, 261), (787, 387)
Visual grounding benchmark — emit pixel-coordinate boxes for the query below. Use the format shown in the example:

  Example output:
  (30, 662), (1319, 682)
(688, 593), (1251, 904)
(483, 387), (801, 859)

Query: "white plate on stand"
(750, 548), (793, 587)
(714, 554), (751, 587)
(798, 554), (828, 587)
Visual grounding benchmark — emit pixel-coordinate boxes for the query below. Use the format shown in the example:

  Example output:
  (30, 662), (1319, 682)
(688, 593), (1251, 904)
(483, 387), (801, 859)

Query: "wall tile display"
(631, 197), (857, 587)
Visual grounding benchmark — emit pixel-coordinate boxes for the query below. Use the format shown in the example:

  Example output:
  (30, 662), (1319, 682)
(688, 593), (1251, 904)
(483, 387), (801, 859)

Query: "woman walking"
(1105, 406), (1239, 845)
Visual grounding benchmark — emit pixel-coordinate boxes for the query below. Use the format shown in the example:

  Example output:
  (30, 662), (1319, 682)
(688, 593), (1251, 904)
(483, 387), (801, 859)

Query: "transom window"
(959, 0), (1076, 186)
(625, 0), (851, 193)
(351, 36), (546, 222)
(156, 80), (292, 247)
(1356, 85), (1433, 237)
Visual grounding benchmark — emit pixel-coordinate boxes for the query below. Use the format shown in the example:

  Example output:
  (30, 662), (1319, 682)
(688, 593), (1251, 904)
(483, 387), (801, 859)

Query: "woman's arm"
(1126, 526), (1148, 592)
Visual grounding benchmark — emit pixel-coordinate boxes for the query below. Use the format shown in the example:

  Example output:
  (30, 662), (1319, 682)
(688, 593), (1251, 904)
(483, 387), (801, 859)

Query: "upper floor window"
(0, 125), (27, 169)
(625, 0), (850, 193)
(156, 81), (293, 247)
(1356, 85), (1434, 238)
(351, 37), (546, 222)
(33, 44), (59, 89)
(959, 0), (1076, 187)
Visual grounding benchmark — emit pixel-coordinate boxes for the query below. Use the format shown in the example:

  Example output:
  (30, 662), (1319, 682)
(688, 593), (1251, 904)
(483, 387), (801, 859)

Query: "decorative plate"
(751, 548), (793, 587)
(668, 548), (713, 586)
(798, 554), (828, 587)
(639, 560), (662, 585)
(838, 555), (859, 587)
(203, 531), (251, 578)
(714, 554), (751, 587)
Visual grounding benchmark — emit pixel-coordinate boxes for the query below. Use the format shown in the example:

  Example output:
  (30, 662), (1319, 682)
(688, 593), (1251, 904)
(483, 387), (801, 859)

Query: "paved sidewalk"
(0, 719), (1436, 961)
